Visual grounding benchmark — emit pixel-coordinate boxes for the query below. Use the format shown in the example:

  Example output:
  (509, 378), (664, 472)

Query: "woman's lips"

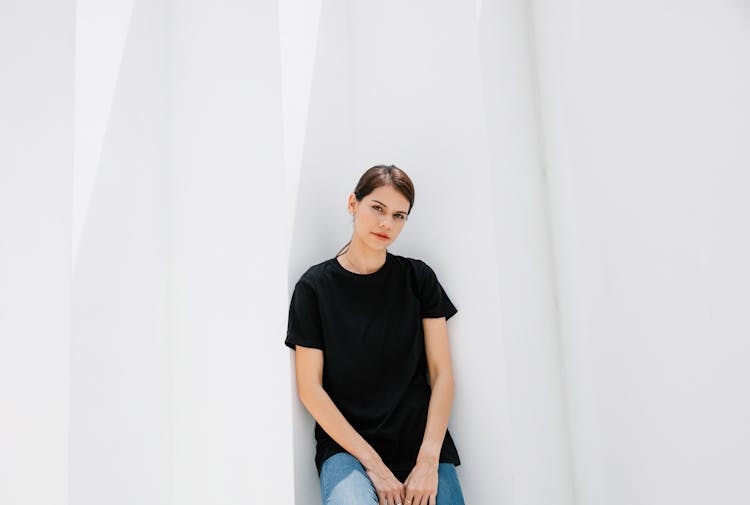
(372, 232), (390, 240)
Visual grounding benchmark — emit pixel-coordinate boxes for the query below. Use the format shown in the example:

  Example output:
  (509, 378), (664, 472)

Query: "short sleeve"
(285, 277), (325, 350)
(417, 260), (458, 320)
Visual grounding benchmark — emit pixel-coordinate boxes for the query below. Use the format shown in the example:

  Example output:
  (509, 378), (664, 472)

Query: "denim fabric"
(320, 452), (466, 505)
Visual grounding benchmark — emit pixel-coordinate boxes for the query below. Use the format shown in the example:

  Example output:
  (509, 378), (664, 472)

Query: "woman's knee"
(320, 452), (378, 505)
(436, 463), (466, 505)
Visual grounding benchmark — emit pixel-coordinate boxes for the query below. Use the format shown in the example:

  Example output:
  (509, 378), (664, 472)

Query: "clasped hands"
(366, 457), (439, 505)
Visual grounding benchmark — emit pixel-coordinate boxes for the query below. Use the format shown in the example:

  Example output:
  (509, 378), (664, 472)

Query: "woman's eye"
(372, 205), (382, 212)
(396, 214), (405, 220)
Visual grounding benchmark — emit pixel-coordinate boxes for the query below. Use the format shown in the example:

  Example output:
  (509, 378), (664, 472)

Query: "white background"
(1, 1), (749, 504)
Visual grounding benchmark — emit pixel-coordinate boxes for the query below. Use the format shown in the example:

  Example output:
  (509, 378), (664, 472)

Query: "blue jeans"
(320, 452), (466, 505)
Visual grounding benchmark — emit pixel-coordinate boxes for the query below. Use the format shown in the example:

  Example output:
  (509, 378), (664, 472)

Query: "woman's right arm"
(294, 345), (404, 504)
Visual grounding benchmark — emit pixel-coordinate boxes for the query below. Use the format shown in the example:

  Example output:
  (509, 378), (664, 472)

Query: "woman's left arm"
(404, 316), (455, 505)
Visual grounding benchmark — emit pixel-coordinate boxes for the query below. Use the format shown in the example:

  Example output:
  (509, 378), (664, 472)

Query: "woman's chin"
(366, 239), (390, 251)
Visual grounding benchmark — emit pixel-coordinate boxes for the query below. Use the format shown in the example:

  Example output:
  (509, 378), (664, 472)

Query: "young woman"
(285, 165), (465, 505)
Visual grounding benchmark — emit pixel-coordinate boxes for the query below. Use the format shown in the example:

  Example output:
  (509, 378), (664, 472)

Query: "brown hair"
(335, 164), (415, 257)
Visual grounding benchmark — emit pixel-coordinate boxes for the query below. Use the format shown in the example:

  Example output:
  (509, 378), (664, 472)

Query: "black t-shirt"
(285, 251), (461, 481)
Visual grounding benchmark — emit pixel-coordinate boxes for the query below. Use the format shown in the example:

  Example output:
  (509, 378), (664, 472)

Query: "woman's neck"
(339, 240), (387, 275)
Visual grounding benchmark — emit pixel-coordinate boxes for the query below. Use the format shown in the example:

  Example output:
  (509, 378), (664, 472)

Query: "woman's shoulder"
(389, 252), (432, 272)
(390, 253), (453, 292)
(296, 256), (335, 284)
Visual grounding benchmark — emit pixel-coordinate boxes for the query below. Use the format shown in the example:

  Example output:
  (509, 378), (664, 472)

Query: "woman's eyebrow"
(372, 199), (408, 214)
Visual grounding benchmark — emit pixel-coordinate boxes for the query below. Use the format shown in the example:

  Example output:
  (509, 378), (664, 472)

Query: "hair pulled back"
(335, 164), (415, 257)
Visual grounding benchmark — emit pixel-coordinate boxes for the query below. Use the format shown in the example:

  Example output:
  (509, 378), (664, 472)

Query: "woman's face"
(348, 184), (411, 251)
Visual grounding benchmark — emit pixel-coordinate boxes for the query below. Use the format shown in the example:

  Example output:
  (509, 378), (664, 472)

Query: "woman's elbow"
(296, 380), (321, 407)
(431, 370), (455, 393)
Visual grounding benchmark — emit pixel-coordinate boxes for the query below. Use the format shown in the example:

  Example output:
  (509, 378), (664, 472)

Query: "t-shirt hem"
(390, 457), (461, 471)
(420, 307), (458, 320)
(285, 336), (324, 351)
(390, 456), (461, 482)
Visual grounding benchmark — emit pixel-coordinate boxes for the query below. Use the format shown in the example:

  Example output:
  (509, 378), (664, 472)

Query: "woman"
(285, 165), (465, 505)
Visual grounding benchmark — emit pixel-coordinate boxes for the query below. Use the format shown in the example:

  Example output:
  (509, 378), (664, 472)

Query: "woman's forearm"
(299, 384), (383, 470)
(417, 372), (454, 464)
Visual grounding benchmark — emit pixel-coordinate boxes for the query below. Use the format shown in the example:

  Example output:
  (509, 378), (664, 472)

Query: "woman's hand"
(403, 459), (439, 505)
(364, 462), (405, 505)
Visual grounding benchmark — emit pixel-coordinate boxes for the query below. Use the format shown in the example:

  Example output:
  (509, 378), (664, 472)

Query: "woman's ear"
(347, 193), (357, 215)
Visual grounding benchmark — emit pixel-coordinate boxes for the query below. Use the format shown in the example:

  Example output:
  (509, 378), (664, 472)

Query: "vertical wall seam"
(522, 1), (579, 504)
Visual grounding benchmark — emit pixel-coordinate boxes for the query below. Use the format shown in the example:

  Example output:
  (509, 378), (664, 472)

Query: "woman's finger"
(404, 490), (416, 505)
(396, 489), (408, 505)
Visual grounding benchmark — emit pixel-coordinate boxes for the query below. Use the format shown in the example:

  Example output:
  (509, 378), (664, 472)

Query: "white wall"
(478, 1), (575, 504)
(70, 1), (296, 504)
(532, 1), (750, 503)
(4, 1), (749, 504)
(170, 1), (294, 504)
(0, 3), (73, 505)
(70, 1), (172, 504)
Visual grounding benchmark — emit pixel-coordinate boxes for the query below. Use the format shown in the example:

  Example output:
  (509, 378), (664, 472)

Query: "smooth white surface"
(278, 0), (322, 238)
(170, 1), (294, 504)
(478, 1), (575, 504)
(5, 1), (749, 504)
(0, 2), (73, 505)
(73, 0), (134, 264)
(70, 1), (172, 504)
(532, 1), (750, 503)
